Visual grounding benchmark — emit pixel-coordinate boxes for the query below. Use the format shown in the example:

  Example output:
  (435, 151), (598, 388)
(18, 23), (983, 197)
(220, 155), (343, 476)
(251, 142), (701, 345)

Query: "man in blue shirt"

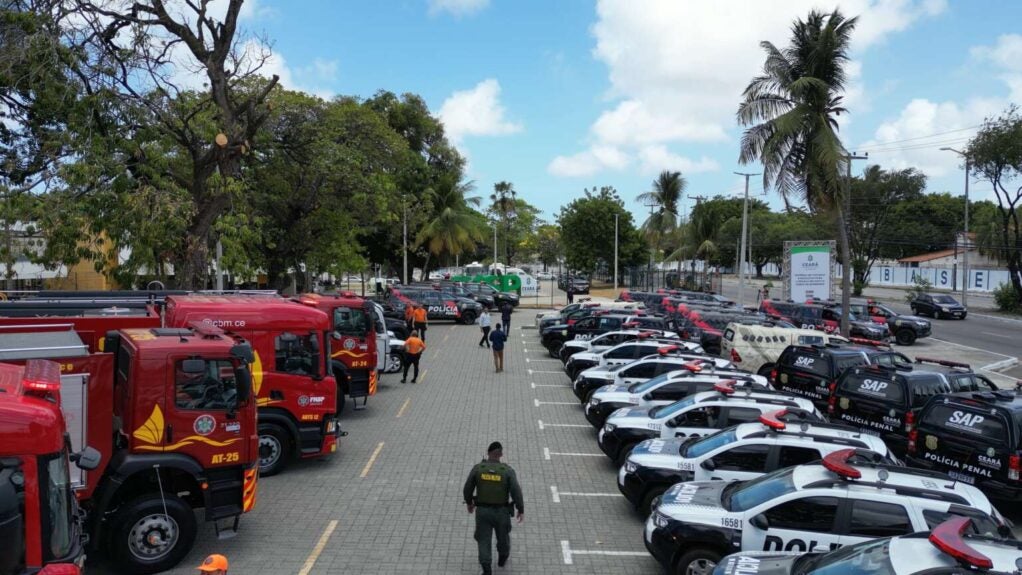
(489, 323), (507, 373)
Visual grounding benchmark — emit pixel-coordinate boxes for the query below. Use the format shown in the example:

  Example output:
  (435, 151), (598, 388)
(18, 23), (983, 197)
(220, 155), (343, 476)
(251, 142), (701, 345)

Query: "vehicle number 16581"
(721, 517), (742, 529)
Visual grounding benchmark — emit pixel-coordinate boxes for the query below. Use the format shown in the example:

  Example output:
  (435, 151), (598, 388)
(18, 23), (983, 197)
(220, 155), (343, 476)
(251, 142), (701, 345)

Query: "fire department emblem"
(343, 338), (356, 350)
(298, 395), (310, 407)
(193, 415), (216, 436)
(926, 435), (938, 450)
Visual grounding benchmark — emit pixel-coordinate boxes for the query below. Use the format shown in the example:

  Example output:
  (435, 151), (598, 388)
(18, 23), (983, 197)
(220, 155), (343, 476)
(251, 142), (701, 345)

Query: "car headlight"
(651, 510), (670, 528)
(326, 420), (337, 433)
(624, 461), (638, 473)
(589, 397), (600, 406)
(561, 329), (568, 336)
(603, 423), (617, 433)
(915, 320), (929, 327)
(939, 305), (949, 311)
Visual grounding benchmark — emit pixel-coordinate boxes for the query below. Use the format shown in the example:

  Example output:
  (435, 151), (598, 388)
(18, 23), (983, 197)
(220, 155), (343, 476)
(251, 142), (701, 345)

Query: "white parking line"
(528, 369), (564, 375)
(534, 398), (577, 406)
(560, 540), (649, 565)
(537, 420), (590, 430)
(929, 337), (1014, 359)
(550, 485), (623, 503)
(544, 447), (604, 460)
(531, 382), (569, 388)
(972, 312), (1022, 324)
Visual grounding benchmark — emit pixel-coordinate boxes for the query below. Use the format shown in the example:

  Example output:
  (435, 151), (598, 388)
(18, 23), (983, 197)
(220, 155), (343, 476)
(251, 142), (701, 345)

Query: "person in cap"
(463, 441), (524, 575)
(197, 554), (228, 574)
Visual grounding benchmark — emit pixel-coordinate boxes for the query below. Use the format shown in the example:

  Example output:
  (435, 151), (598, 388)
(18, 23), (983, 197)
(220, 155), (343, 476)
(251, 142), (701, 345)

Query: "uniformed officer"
(463, 441), (524, 575)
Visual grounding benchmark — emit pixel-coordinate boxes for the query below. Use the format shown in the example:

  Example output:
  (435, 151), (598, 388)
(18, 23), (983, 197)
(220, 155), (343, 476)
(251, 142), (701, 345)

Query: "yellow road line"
(444, 332), (450, 342)
(418, 369), (428, 383)
(297, 519), (338, 575)
(360, 441), (385, 478)
(396, 397), (411, 418)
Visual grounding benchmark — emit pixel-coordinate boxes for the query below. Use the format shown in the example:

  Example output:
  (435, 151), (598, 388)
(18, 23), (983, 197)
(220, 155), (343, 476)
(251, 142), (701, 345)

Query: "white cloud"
(428, 0), (490, 17)
(972, 34), (1022, 102)
(439, 79), (522, 145)
(548, 0), (945, 178)
(548, 145), (630, 177)
(637, 146), (720, 176)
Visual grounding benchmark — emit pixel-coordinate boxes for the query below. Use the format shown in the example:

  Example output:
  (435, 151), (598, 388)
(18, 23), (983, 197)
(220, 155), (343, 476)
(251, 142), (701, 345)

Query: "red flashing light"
(1009, 454), (1021, 481)
(849, 337), (888, 348)
(928, 517), (993, 569)
(657, 345), (680, 355)
(37, 565), (82, 575)
(730, 348), (742, 363)
(340, 291), (356, 297)
(622, 322), (640, 328)
(759, 409), (787, 430)
(915, 356), (971, 369)
(299, 298), (318, 306)
(620, 292), (632, 301)
(821, 448), (862, 479)
(637, 331), (655, 339)
(21, 359), (62, 394)
(713, 380), (736, 395)
(769, 368), (778, 382)
(827, 382), (838, 415)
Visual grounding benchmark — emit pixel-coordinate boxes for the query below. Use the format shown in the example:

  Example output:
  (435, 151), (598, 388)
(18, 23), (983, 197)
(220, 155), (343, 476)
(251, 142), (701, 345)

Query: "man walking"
(500, 301), (513, 331)
(478, 309), (492, 348)
(413, 303), (428, 342)
(463, 442), (524, 575)
(404, 300), (415, 335)
(401, 330), (425, 383)
(489, 324), (506, 373)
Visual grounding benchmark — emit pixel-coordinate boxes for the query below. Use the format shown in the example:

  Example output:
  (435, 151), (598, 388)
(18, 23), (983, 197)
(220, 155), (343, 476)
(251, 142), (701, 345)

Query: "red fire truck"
(0, 360), (100, 575)
(0, 324), (259, 574)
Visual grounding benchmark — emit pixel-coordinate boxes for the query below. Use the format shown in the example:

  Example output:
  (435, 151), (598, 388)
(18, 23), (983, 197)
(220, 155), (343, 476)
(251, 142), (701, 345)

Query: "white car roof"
(731, 421), (890, 454)
(887, 531), (1022, 573)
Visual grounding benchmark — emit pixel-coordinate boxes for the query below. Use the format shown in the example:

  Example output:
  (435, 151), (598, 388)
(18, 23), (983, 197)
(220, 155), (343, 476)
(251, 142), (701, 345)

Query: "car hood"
(591, 387), (634, 404)
(606, 405), (653, 423)
(580, 367), (615, 380)
(713, 552), (802, 575)
(570, 352), (601, 364)
(632, 437), (688, 457)
(894, 314), (929, 323)
(658, 480), (727, 511)
(541, 323), (570, 334)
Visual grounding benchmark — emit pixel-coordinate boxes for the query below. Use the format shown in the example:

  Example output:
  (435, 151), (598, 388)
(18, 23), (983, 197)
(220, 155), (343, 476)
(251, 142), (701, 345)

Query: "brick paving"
(93, 321), (660, 575)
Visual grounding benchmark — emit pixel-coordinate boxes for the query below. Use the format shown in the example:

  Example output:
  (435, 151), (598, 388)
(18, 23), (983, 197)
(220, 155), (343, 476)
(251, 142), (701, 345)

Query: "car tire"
(615, 442), (638, 467)
(895, 329), (916, 346)
(674, 548), (723, 575)
(258, 424), (292, 477)
(460, 311), (477, 325)
(640, 485), (668, 516)
(109, 493), (197, 575)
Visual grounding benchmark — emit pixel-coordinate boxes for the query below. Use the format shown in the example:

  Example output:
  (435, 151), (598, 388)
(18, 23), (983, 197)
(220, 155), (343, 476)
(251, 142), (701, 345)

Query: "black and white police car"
(619, 409), (895, 514)
(645, 449), (1010, 575)
(713, 516), (1019, 575)
(573, 350), (735, 402)
(559, 328), (686, 363)
(566, 337), (700, 381)
(598, 383), (821, 465)
(584, 370), (769, 428)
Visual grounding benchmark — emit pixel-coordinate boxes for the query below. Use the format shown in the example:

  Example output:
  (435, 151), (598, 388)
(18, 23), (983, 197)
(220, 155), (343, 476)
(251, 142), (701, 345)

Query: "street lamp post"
(734, 172), (760, 307)
(402, 198), (408, 285)
(614, 213), (619, 294)
(941, 147), (970, 308)
(643, 199), (658, 291)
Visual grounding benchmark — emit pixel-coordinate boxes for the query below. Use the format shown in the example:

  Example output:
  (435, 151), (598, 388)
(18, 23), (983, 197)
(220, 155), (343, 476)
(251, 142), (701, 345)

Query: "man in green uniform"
(463, 441), (524, 575)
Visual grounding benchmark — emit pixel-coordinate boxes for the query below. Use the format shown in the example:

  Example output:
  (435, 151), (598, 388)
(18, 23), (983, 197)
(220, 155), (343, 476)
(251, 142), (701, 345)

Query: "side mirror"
(642, 393), (653, 401)
(700, 458), (716, 471)
(998, 524), (1013, 539)
(181, 358), (206, 374)
(235, 364), (253, 404)
(750, 514), (769, 530)
(72, 446), (102, 471)
(332, 331), (343, 341)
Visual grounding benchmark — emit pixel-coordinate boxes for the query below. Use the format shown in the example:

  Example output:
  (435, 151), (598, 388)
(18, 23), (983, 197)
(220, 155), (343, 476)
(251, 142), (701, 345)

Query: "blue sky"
(231, 0), (1022, 224)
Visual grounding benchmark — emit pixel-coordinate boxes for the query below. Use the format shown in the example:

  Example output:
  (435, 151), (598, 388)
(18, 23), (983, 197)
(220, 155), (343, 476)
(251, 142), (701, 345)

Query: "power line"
(853, 125), (982, 151)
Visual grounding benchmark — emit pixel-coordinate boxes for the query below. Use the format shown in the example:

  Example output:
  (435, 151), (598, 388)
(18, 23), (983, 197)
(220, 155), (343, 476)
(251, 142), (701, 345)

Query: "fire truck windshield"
(39, 450), (74, 561)
(333, 307), (370, 336)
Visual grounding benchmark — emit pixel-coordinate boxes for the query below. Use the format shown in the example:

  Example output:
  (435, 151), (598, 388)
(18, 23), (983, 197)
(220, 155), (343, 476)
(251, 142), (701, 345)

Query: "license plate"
(947, 470), (975, 484)
(860, 427), (881, 437)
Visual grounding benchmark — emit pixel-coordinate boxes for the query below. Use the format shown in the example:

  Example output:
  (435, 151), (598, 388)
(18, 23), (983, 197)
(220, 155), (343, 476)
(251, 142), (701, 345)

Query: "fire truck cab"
(0, 360), (99, 575)
(0, 325), (259, 574)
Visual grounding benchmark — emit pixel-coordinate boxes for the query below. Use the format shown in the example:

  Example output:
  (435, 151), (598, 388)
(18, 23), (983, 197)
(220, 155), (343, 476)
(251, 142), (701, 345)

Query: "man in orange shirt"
(413, 304), (429, 342)
(404, 300), (415, 334)
(402, 330), (426, 383)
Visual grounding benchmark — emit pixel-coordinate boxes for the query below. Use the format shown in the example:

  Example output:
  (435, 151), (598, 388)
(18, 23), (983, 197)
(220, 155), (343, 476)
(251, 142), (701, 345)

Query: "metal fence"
(618, 266), (722, 294)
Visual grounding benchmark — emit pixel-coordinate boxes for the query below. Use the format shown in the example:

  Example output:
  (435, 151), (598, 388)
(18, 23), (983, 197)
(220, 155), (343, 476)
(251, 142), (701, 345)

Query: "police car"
(584, 370), (769, 428)
(645, 449), (1010, 575)
(828, 359), (999, 457)
(559, 328), (686, 363)
(712, 516), (1018, 575)
(771, 342), (911, 410)
(619, 410), (894, 514)
(566, 337), (698, 381)
(598, 383), (821, 465)
(908, 388), (1022, 499)
(572, 349), (735, 402)
(533, 300), (643, 328)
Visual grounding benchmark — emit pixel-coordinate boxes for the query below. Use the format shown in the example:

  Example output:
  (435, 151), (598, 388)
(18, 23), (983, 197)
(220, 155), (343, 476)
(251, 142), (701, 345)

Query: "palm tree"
(638, 170), (687, 282)
(490, 181), (517, 265)
(737, 9), (857, 335)
(416, 176), (484, 278)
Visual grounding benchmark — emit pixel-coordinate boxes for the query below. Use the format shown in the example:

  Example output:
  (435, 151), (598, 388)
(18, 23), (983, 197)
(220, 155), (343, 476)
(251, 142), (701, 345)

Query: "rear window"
(723, 328), (735, 342)
(796, 335), (824, 345)
(783, 351), (829, 377)
(838, 372), (905, 404)
(834, 354), (869, 373)
(921, 404), (1009, 443)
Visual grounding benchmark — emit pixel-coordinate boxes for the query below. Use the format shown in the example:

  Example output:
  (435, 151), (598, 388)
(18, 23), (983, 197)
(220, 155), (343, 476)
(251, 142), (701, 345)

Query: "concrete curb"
(981, 357), (1020, 373)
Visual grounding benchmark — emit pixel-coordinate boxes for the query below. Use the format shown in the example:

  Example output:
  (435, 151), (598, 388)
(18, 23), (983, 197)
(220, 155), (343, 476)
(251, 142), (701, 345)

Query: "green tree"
(490, 181), (517, 265)
(738, 8), (858, 333)
(416, 175), (485, 277)
(966, 106), (1022, 305)
(558, 186), (646, 274)
(532, 224), (562, 270)
(636, 170), (686, 261)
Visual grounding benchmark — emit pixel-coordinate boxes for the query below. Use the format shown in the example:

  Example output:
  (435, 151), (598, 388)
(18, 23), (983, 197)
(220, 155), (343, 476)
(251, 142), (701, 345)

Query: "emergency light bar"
(682, 359), (706, 371)
(636, 331), (655, 339)
(622, 322), (639, 328)
(915, 356), (971, 369)
(928, 516), (993, 569)
(657, 345), (680, 355)
(759, 409), (788, 430)
(848, 337), (890, 348)
(821, 448), (862, 479)
(713, 380), (736, 395)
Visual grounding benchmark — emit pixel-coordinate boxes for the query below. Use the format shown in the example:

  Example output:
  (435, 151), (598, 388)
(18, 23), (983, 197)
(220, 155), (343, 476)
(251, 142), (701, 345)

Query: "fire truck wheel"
(258, 424), (292, 477)
(110, 493), (196, 574)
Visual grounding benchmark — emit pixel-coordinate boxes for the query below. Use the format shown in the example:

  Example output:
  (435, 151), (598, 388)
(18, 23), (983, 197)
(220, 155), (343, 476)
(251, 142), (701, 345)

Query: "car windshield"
(933, 295), (959, 304)
(725, 466), (798, 512)
(649, 397), (697, 418)
(683, 428), (738, 458)
(629, 373), (672, 393)
(797, 537), (896, 575)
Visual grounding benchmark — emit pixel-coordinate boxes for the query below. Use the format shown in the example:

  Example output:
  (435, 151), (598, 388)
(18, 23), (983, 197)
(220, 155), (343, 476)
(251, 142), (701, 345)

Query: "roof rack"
(916, 356), (971, 369)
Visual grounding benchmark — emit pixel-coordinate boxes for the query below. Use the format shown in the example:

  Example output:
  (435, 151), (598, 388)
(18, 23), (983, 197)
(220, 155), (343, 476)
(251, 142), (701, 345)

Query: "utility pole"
(215, 239), (223, 291)
(643, 199), (659, 291)
(402, 198), (408, 285)
(614, 213), (619, 294)
(493, 224), (498, 271)
(734, 172), (760, 307)
(841, 152), (869, 336)
(941, 147), (970, 307)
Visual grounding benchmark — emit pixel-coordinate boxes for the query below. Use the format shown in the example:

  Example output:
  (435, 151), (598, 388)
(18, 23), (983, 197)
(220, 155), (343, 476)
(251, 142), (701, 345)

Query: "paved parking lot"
(122, 321), (659, 575)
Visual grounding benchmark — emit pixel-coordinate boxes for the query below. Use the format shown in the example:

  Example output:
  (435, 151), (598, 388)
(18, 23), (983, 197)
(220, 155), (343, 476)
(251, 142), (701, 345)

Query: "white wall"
(870, 265), (1011, 292)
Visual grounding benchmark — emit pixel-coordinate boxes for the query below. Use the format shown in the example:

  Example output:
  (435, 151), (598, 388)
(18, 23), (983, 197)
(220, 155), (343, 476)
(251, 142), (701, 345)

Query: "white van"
(720, 323), (848, 376)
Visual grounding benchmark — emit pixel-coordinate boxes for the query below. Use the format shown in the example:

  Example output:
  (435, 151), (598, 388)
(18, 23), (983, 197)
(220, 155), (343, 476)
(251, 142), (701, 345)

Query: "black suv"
(911, 292), (968, 319)
(847, 298), (931, 346)
(771, 343), (911, 409)
(389, 287), (482, 324)
(908, 389), (1022, 499)
(540, 313), (668, 355)
(415, 282), (495, 309)
(453, 281), (519, 308)
(558, 274), (591, 295)
(759, 300), (890, 342)
(828, 362), (983, 457)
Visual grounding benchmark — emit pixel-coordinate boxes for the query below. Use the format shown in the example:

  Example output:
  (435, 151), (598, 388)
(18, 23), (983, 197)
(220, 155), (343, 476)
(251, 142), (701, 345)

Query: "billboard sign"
(789, 245), (832, 302)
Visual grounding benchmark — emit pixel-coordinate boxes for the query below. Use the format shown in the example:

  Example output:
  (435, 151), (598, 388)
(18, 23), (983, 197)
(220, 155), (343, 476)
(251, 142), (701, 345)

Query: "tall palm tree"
(416, 176), (484, 278)
(737, 9), (857, 335)
(490, 181), (517, 265)
(638, 170), (687, 280)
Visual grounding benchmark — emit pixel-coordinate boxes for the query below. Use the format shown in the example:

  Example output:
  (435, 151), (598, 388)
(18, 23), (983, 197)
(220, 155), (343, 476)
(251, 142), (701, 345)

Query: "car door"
(723, 406), (768, 427)
(841, 499), (914, 546)
(572, 317), (598, 339)
(661, 405), (722, 439)
(743, 495), (844, 553)
(771, 445), (823, 471)
(618, 361), (659, 386)
(703, 443), (770, 482)
(602, 344), (638, 367)
(646, 380), (697, 403)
